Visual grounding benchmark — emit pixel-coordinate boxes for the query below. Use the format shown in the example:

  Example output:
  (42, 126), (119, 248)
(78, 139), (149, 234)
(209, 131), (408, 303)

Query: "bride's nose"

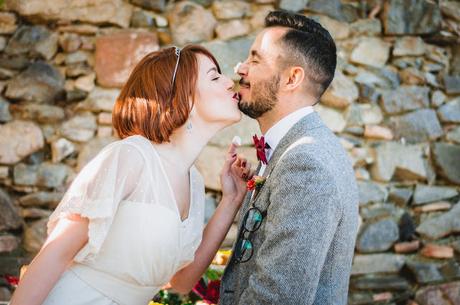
(224, 75), (235, 91)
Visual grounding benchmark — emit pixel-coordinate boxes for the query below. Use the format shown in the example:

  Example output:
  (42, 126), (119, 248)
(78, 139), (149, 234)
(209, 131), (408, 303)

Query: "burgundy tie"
(253, 135), (269, 165)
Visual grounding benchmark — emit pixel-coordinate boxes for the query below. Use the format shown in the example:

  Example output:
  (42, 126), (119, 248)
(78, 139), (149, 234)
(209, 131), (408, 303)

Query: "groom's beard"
(238, 75), (280, 119)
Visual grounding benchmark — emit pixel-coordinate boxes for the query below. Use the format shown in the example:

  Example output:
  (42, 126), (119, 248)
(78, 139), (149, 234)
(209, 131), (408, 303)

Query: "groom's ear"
(283, 66), (305, 92)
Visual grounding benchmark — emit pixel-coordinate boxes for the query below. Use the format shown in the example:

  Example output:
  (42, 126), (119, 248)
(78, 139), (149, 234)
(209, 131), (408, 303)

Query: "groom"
(220, 10), (359, 305)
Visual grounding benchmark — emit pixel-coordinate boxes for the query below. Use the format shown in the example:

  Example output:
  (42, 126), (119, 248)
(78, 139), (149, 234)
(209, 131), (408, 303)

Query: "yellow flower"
(148, 302), (164, 305)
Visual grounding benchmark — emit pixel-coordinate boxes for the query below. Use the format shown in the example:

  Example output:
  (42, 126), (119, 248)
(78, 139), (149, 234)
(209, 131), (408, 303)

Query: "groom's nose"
(237, 61), (249, 77)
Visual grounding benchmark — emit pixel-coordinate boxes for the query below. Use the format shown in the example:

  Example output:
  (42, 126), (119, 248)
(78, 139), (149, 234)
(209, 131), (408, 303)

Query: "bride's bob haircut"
(112, 45), (221, 143)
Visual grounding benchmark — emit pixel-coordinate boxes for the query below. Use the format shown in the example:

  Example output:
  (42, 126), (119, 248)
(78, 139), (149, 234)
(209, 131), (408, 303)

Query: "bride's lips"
(232, 92), (240, 102)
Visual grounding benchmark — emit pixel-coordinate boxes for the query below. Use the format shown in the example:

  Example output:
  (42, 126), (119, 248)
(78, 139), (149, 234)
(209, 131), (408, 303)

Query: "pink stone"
(95, 31), (159, 88)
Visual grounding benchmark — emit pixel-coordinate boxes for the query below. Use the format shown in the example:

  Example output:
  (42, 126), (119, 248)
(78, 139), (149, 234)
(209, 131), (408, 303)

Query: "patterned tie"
(253, 135), (270, 165)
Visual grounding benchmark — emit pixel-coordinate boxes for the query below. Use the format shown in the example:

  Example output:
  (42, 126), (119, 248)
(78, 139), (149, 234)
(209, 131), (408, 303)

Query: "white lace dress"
(41, 135), (205, 305)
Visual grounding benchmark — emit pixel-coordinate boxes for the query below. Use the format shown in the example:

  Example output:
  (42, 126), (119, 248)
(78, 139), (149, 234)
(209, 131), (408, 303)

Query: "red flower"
(4, 275), (19, 287)
(247, 179), (256, 191)
(193, 279), (221, 304)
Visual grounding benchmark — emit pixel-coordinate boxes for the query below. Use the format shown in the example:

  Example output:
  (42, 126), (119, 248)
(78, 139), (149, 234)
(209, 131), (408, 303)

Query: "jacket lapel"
(250, 112), (324, 207)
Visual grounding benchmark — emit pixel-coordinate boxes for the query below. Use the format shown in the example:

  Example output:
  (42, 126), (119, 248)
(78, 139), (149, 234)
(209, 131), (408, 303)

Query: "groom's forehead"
(250, 27), (287, 59)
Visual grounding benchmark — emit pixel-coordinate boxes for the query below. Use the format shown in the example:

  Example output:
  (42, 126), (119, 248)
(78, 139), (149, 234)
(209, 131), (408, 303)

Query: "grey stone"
(4, 25), (58, 60)
(14, 162), (69, 188)
(441, 1), (460, 21)
(446, 126), (460, 144)
(433, 143), (460, 185)
(5, 61), (65, 104)
(439, 260), (460, 281)
(204, 194), (217, 223)
(306, 0), (348, 22)
(130, 0), (165, 12)
(23, 218), (48, 253)
(431, 90), (446, 107)
(321, 70), (358, 109)
(417, 202), (460, 239)
(415, 281), (460, 305)
(169, 2), (217, 45)
(346, 103), (383, 127)
(78, 87), (120, 112)
(210, 115), (260, 147)
(279, 0), (308, 12)
(0, 188), (22, 231)
(13, 163), (38, 186)
(19, 191), (64, 209)
(315, 104), (346, 133)
(438, 97), (460, 123)
(357, 181), (388, 206)
(371, 142), (430, 182)
(51, 138), (76, 163)
(361, 203), (405, 221)
(201, 36), (253, 80)
(350, 37), (391, 68)
(77, 137), (117, 171)
(390, 109), (443, 143)
(5, 0), (133, 28)
(130, 9), (155, 27)
(0, 12), (17, 34)
(215, 20), (251, 41)
(0, 235), (19, 253)
(60, 112), (97, 142)
(0, 287), (11, 301)
(357, 218), (399, 253)
(350, 274), (410, 291)
(0, 120), (44, 165)
(382, 0), (442, 35)
(10, 103), (65, 123)
(380, 86), (430, 114)
(22, 207), (53, 219)
(212, 0), (251, 19)
(443, 75), (460, 95)
(36, 163), (70, 188)
(0, 97), (12, 123)
(349, 19), (382, 37)
(388, 186), (413, 206)
(406, 259), (443, 284)
(393, 36), (426, 57)
(413, 184), (459, 205)
(351, 254), (406, 275)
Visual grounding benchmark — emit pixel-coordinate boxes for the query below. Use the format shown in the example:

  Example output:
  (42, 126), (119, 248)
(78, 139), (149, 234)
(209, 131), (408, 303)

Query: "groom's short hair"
(265, 10), (336, 99)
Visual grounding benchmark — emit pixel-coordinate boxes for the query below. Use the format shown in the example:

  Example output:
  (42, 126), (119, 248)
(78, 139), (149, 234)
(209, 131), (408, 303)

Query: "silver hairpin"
(171, 46), (181, 86)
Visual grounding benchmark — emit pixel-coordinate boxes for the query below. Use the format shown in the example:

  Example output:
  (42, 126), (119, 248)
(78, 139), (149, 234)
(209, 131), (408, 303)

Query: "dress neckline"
(130, 135), (194, 223)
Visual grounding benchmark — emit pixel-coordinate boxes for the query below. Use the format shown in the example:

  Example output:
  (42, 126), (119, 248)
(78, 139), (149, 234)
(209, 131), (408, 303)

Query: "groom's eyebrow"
(250, 50), (262, 60)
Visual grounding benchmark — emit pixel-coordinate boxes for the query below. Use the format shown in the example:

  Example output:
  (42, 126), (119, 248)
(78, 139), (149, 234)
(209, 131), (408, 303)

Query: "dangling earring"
(186, 121), (193, 133)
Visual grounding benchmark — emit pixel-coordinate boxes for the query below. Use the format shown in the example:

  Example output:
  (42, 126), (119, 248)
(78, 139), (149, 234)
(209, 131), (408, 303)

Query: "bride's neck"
(153, 119), (223, 172)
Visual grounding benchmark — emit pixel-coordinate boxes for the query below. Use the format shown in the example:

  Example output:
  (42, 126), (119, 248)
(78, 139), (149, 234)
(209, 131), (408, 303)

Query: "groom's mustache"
(239, 79), (250, 87)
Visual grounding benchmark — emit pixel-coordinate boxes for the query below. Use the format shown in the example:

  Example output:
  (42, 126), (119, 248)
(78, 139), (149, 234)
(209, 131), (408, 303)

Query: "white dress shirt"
(258, 106), (314, 176)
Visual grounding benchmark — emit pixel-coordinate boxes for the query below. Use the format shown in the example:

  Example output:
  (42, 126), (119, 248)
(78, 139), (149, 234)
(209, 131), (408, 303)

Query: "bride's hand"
(220, 142), (253, 206)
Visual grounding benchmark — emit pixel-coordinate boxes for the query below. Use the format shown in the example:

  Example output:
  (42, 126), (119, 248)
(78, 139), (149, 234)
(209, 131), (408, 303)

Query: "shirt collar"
(264, 106), (314, 160)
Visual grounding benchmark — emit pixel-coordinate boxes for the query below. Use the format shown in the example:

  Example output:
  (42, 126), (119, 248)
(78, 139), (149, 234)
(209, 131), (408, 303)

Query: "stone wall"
(0, 0), (459, 304)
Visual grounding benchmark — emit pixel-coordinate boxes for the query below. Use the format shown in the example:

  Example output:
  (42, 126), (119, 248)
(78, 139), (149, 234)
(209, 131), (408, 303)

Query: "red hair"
(112, 45), (221, 143)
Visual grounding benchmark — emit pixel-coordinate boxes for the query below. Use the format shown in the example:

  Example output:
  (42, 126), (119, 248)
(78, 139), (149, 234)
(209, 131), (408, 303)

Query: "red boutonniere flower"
(247, 175), (266, 191)
(4, 275), (19, 287)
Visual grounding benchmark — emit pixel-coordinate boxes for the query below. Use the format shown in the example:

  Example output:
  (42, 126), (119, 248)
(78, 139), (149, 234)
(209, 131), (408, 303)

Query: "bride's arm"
(169, 195), (241, 294)
(9, 215), (89, 305)
(169, 143), (251, 294)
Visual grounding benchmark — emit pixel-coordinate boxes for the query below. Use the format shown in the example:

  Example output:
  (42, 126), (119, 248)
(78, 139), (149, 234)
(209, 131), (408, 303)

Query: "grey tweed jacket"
(219, 112), (360, 305)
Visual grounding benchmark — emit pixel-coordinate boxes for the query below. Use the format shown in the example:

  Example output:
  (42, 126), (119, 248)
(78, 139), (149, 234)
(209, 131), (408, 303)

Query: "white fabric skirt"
(41, 268), (119, 305)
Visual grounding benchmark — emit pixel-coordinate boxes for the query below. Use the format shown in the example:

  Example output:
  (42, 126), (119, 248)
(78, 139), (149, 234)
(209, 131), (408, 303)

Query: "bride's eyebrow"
(207, 67), (218, 74)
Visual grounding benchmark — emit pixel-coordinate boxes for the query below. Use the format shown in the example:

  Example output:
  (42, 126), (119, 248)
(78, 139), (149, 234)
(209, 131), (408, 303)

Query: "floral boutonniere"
(247, 175), (266, 191)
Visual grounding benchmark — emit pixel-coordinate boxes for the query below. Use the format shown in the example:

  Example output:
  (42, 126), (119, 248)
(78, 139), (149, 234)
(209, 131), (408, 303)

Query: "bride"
(9, 45), (251, 305)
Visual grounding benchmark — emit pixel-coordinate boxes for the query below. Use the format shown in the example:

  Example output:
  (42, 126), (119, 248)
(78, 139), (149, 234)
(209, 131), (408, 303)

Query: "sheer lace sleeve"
(47, 141), (145, 262)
